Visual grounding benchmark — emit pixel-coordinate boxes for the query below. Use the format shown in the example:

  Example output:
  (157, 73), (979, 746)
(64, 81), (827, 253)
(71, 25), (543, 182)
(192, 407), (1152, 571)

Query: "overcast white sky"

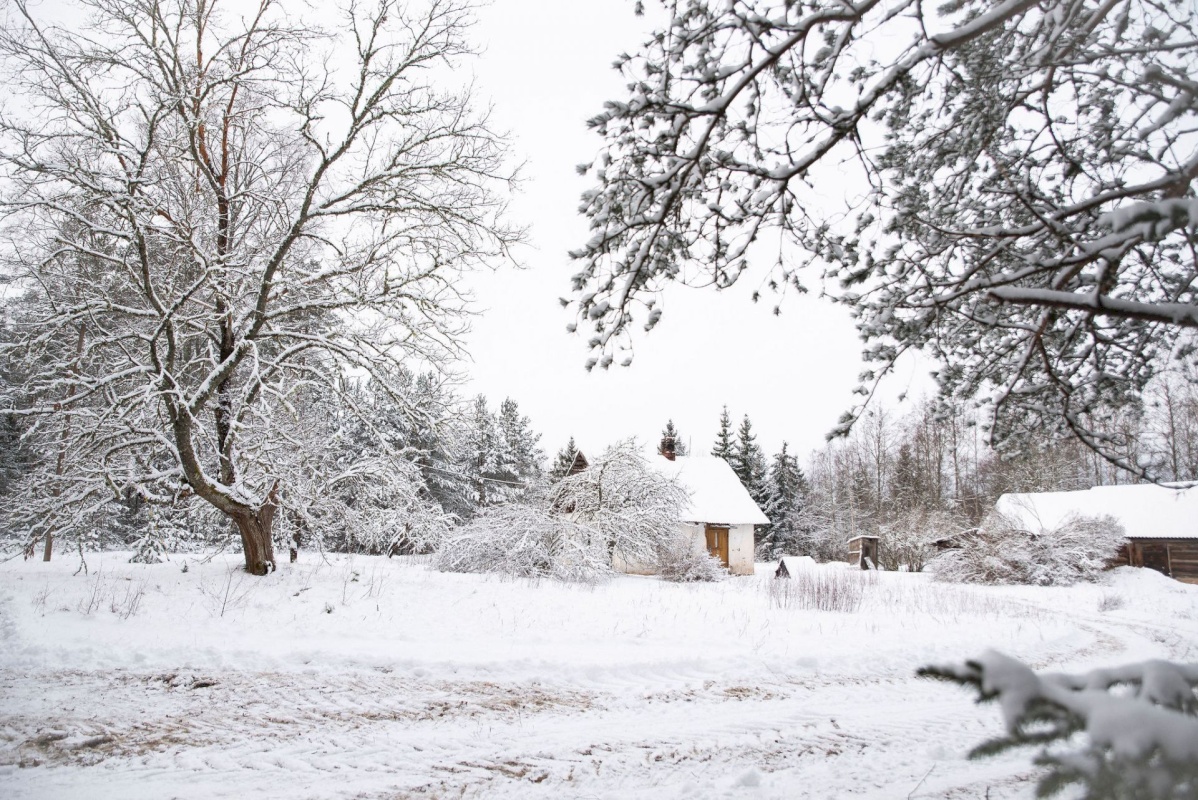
(462, 0), (931, 462)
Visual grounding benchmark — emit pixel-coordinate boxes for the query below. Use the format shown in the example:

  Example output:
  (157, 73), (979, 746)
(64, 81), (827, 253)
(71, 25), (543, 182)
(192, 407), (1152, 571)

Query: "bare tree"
(0, 0), (518, 572)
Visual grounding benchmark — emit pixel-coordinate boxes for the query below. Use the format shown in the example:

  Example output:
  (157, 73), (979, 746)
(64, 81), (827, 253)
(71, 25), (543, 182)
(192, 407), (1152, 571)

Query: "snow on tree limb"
(570, 0), (1198, 474)
(920, 650), (1198, 797)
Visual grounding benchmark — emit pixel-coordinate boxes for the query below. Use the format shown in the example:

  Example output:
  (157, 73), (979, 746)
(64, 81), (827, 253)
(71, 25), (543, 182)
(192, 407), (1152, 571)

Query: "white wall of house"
(611, 522), (756, 576)
(726, 524), (755, 576)
(681, 522), (707, 559)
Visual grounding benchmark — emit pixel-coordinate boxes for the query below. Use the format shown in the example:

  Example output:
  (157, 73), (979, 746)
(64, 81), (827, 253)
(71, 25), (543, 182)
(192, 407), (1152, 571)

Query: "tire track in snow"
(2, 665), (1027, 799)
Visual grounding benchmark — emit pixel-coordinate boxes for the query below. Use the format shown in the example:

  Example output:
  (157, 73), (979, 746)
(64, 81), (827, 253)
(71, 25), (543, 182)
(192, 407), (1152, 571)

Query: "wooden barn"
(995, 483), (1198, 584)
(613, 441), (768, 577)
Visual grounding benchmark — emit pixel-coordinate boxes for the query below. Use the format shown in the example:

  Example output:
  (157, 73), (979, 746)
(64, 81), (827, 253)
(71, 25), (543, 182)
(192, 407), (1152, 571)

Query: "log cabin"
(995, 483), (1198, 584)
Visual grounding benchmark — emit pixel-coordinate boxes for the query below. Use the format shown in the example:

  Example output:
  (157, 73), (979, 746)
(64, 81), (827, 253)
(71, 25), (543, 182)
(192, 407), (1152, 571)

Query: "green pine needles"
(919, 652), (1198, 798)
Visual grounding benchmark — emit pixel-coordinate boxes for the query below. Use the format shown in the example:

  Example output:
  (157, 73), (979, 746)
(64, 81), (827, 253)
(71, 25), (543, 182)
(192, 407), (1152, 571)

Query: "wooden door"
(705, 526), (729, 567)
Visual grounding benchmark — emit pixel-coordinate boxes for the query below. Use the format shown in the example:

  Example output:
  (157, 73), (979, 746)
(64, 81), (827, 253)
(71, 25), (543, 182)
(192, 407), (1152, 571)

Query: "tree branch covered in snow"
(570, 0), (1198, 475)
(436, 502), (612, 584)
(920, 651), (1198, 798)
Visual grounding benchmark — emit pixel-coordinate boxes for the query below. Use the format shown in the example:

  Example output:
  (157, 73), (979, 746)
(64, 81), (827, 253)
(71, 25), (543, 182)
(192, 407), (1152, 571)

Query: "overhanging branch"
(989, 287), (1198, 328)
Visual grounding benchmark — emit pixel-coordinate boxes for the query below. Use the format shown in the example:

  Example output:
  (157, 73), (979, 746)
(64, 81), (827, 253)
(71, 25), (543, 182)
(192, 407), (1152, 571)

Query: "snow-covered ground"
(1, 553), (1194, 799)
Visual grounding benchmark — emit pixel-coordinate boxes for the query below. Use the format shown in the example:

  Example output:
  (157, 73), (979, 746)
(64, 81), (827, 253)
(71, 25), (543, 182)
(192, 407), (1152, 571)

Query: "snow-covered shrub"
(931, 511), (1125, 586)
(549, 439), (690, 571)
(279, 456), (453, 557)
(1098, 592), (1127, 612)
(920, 651), (1198, 799)
(437, 439), (710, 583)
(435, 503), (609, 583)
(654, 536), (725, 583)
(127, 509), (173, 564)
(878, 507), (962, 572)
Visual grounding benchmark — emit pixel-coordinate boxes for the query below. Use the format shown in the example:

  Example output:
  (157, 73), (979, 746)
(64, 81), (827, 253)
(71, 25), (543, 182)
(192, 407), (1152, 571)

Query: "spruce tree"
(761, 442), (810, 558)
(711, 406), (734, 461)
(732, 415), (768, 503)
(406, 371), (473, 521)
(465, 394), (501, 508)
(658, 419), (688, 457)
(496, 397), (544, 493)
(549, 437), (580, 483)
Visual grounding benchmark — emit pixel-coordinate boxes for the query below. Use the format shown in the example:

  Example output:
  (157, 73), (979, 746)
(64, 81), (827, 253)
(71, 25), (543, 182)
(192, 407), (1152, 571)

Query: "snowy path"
(1, 555), (1194, 799)
(0, 666), (1032, 798)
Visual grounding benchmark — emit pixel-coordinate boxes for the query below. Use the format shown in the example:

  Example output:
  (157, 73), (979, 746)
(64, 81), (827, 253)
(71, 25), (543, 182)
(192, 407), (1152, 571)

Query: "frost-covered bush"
(435, 503), (609, 583)
(127, 509), (176, 564)
(878, 507), (962, 572)
(437, 439), (716, 583)
(654, 536), (725, 583)
(549, 439), (690, 570)
(920, 651), (1198, 799)
(769, 564), (874, 612)
(931, 511), (1125, 586)
(279, 456), (453, 557)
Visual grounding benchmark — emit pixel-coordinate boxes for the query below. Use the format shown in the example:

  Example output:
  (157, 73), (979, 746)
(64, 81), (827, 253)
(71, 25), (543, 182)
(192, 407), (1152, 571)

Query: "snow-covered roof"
(652, 456), (770, 526)
(996, 483), (1198, 540)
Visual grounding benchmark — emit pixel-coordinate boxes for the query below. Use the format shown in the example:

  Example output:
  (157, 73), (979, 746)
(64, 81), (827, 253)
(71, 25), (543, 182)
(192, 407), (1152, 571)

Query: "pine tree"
(760, 442), (811, 559)
(462, 396), (544, 507)
(711, 406), (734, 460)
(406, 371), (473, 521)
(657, 419), (688, 457)
(549, 437), (580, 483)
(731, 415), (769, 506)
(495, 397), (544, 494)
(465, 394), (501, 508)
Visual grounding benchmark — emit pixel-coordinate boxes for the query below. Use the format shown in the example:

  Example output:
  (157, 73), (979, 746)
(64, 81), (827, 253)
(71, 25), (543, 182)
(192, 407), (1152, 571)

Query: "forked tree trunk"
(231, 483), (279, 575)
(233, 510), (275, 575)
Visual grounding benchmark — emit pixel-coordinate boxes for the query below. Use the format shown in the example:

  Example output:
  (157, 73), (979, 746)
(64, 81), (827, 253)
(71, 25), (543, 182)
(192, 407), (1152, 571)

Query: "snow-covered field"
(1, 553), (1195, 799)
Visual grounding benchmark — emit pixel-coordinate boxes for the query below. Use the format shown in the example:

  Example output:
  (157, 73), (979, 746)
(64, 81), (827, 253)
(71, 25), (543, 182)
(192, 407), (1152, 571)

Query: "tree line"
(0, 350), (546, 564)
(691, 372), (1198, 569)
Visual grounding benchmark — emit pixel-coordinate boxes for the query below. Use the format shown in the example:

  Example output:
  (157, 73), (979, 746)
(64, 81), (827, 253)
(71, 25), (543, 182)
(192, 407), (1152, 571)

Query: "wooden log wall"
(1125, 539), (1198, 584)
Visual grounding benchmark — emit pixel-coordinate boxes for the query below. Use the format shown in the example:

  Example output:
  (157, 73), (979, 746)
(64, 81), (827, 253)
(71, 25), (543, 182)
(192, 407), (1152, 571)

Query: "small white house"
(613, 451), (768, 577)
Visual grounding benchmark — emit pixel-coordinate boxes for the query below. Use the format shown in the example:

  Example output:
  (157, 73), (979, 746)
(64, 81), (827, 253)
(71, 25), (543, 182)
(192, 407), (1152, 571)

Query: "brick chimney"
(661, 435), (676, 461)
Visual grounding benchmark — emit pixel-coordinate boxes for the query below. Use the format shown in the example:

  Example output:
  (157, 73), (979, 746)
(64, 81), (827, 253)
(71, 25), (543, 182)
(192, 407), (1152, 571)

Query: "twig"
(908, 765), (934, 799)
(73, 539), (88, 576)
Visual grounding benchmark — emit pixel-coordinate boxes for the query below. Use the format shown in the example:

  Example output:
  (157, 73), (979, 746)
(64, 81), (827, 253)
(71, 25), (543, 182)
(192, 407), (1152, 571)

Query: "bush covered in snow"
(435, 502), (609, 583)
(920, 651), (1198, 799)
(877, 507), (962, 572)
(279, 456), (453, 558)
(931, 511), (1125, 586)
(437, 439), (719, 583)
(548, 439), (688, 564)
(653, 536), (726, 583)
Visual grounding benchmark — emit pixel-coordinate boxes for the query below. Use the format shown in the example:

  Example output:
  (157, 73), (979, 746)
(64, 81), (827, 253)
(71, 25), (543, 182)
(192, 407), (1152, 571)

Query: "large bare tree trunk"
(233, 510), (276, 575)
(231, 483), (278, 575)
